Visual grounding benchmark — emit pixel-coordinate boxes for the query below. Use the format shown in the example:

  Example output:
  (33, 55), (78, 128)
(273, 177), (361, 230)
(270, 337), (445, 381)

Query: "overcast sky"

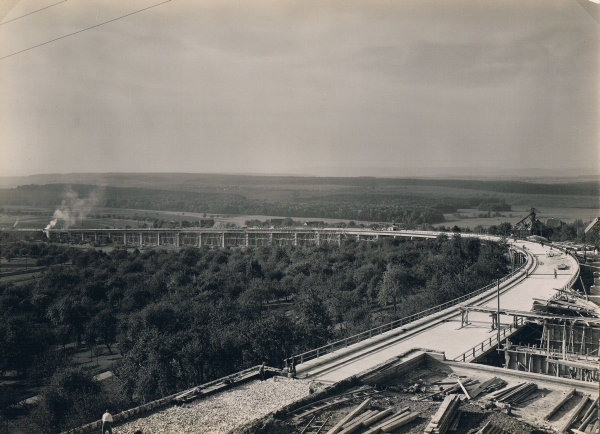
(0, 0), (598, 177)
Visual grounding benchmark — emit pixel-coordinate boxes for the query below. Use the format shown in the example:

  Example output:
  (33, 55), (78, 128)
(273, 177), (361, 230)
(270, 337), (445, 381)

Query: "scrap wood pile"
(425, 375), (512, 402)
(322, 398), (420, 434)
(484, 382), (537, 405)
(424, 394), (461, 434)
(428, 376), (478, 400)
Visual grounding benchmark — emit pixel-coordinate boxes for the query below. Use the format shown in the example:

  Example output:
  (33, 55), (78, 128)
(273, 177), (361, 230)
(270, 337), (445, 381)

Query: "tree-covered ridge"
(2, 173), (598, 197)
(0, 235), (509, 431)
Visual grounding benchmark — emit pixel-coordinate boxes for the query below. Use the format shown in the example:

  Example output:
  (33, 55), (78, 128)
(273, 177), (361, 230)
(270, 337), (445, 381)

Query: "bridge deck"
(296, 240), (581, 383)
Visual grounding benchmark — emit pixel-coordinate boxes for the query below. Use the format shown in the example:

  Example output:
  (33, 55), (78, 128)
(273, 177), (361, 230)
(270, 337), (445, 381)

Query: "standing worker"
(291, 357), (296, 377)
(259, 362), (266, 381)
(102, 410), (113, 434)
(554, 269), (557, 279)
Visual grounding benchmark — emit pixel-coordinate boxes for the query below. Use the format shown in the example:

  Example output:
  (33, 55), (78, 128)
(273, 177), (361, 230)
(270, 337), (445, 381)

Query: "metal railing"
(453, 317), (526, 363)
(292, 250), (530, 365)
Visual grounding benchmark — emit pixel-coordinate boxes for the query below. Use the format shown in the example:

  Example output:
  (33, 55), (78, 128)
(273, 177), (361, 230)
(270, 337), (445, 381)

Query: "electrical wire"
(0, 0), (68, 26)
(0, 0), (172, 60)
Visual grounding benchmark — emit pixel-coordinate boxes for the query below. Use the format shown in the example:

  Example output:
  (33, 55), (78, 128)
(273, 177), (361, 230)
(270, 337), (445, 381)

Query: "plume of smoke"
(44, 187), (102, 237)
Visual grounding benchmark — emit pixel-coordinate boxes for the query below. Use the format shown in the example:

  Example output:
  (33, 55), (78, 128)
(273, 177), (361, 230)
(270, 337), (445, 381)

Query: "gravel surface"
(114, 377), (310, 434)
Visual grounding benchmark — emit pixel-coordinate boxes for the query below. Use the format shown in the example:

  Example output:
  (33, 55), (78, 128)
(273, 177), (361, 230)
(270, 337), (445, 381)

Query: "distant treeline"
(1, 184), (511, 226)
(2, 173), (598, 197)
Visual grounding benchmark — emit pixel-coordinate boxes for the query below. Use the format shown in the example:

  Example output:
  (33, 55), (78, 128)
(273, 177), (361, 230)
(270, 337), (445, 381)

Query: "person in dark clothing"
(291, 357), (296, 377)
(259, 362), (266, 381)
(102, 410), (113, 434)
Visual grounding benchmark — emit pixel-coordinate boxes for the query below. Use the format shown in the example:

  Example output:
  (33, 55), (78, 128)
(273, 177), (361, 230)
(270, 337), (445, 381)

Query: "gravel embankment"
(114, 377), (309, 434)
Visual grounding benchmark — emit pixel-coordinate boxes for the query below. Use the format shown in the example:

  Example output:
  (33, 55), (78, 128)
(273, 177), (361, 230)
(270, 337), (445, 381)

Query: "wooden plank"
(325, 398), (371, 434)
(381, 412), (420, 432)
(362, 408), (394, 427)
(363, 411), (410, 434)
(559, 394), (590, 434)
(486, 383), (523, 400)
(457, 378), (471, 400)
(339, 410), (377, 434)
(469, 377), (498, 399)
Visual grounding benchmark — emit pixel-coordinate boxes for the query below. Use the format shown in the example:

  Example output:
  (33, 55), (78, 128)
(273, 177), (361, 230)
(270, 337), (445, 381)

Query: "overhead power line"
(0, 0), (172, 60)
(0, 0), (68, 26)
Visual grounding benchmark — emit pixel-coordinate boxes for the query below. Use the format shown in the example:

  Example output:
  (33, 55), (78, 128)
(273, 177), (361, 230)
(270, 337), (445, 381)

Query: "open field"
(1, 204), (598, 233)
(440, 206), (600, 229)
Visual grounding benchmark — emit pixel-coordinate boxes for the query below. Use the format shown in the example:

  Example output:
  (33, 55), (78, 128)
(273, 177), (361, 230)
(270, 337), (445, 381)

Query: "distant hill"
(0, 173), (598, 197)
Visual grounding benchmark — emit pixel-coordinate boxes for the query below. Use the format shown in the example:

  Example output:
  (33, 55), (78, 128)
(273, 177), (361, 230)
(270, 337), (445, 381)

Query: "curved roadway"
(296, 236), (580, 384)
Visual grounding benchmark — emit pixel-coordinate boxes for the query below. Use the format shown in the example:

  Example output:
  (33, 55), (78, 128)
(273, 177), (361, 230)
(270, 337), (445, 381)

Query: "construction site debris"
(424, 394), (461, 434)
(484, 382), (537, 405)
(532, 292), (599, 318)
(113, 377), (309, 434)
(469, 377), (500, 399)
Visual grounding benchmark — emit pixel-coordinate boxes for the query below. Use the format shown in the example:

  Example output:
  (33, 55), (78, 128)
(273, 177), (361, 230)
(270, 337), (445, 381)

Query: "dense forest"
(0, 184), (513, 226)
(0, 235), (510, 432)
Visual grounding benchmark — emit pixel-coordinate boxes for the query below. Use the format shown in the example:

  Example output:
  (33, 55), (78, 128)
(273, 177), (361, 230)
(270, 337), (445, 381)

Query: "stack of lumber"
(326, 398), (371, 434)
(363, 407), (420, 434)
(469, 377), (503, 399)
(327, 400), (420, 434)
(430, 377), (479, 399)
(485, 382), (537, 405)
(480, 378), (507, 396)
(424, 394), (462, 434)
(477, 421), (504, 434)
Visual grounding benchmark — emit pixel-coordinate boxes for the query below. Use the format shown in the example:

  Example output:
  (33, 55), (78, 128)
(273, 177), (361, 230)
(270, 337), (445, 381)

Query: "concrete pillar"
(140, 233), (143, 247)
(315, 232), (320, 246)
(157, 232), (160, 246)
(123, 232), (127, 245)
(221, 233), (225, 247)
(269, 233), (273, 246)
(294, 232), (297, 246)
(176, 233), (180, 247)
(198, 233), (202, 247)
(245, 232), (249, 247)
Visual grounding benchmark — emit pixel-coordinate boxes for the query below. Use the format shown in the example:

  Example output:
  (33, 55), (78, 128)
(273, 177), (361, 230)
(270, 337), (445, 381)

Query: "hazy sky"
(0, 0), (598, 177)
